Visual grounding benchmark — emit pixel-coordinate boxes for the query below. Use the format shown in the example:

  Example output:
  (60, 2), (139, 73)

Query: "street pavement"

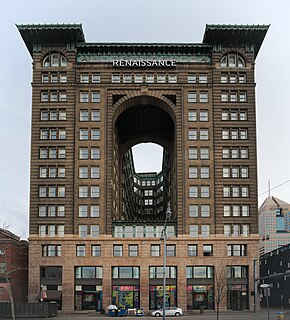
(13, 308), (289, 320)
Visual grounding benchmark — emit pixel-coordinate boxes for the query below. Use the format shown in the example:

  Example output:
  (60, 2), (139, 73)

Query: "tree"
(0, 225), (28, 320)
(214, 261), (228, 320)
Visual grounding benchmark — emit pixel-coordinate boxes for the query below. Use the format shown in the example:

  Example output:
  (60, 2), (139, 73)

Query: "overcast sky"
(1, 0), (289, 239)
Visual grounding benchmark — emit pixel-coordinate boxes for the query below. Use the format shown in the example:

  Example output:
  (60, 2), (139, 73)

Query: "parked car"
(151, 307), (183, 317)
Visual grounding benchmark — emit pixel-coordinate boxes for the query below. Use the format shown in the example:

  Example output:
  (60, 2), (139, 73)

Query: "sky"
(0, 0), (290, 239)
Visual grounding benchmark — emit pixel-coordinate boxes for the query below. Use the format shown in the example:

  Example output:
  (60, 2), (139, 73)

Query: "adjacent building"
(17, 23), (269, 313)
(259, 196), (290, 255)
(260, 243), (290, 308)
(0, 228), (28, 303)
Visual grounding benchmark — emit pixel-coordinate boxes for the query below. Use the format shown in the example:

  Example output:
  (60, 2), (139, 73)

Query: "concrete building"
(17, 23), (268, 313)
(0, 228), (28, 303)
(259, 196), (290, 255)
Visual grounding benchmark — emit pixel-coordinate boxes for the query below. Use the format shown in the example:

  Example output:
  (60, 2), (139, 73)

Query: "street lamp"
(162, 205), (172, 320)
(260, 283), (270, 320)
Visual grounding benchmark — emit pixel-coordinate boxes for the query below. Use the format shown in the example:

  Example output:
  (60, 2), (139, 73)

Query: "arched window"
(43, 52), (67, 67)
(220, 53), (245, 68)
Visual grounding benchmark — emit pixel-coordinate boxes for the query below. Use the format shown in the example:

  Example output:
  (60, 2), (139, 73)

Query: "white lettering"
(112, 59), (177, 68)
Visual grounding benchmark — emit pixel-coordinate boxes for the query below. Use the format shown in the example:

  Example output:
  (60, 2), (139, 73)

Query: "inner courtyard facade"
(18, 23), (269, 312)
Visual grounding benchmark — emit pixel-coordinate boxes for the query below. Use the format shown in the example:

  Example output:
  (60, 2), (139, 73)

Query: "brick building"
(17, 23), (268, 313)
(0, 228), (28, 303)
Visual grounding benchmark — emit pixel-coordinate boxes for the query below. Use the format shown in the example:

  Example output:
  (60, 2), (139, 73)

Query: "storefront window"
(187, 285), (214, 310)
(149, 285), (177, 310)
(112, 285), (140, 308)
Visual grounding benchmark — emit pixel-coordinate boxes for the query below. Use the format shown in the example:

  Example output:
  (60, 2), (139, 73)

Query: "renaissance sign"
(112, 59), (176, 67)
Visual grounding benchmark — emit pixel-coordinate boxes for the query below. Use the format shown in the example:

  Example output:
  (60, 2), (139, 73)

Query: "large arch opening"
(111, 95), (176, 225)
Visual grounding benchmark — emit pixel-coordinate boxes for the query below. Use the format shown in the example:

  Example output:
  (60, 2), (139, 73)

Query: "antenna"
(268, 181), (271, 197)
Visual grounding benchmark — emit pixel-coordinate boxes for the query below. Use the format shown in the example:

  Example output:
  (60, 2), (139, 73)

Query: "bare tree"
(0, 224), (28, 320)
(214, 261), (228, 320)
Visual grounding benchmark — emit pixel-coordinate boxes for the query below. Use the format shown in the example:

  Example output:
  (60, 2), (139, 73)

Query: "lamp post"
(260, 283), (270, 320)
(162, 205), (172, 320)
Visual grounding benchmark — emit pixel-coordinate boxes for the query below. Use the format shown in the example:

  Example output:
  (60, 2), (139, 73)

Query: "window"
(166, 245), (176, 257)
(128, 244), (138, 257)
(91, 110), (100, 121)
(80, 129), (89, 140)
(201, 205), (210, 217)
(134, 74), (143, 83)
(92, 73), (101, 83)
(91, 245), (101, 257)
(227, 266), (248, 279)
(200, 129), (209, 140)
(201, 225), (210, 237)
(199, 74), (207, 83)
(42, 245), (61, 257)
(200, 167), (209, 179)
(186, 266), (213, 279)
(203, 245), (213, 256)
(200, 148), (209, 160)
(199, 92), (208, 103)
(188, 92), (197, 103)
(227, 244), (247, 256)
(91, 166), (100, 179)
(168, 74), (177, 83)
(220, 53), (245, 68)
(200, 186), (210, 198)
(188, 129), (197, 140)
(157, 74), (166, 83)
(151, 245), (160, 257)
(189, 225), (198, 237)
(79, 205), (88, 217)
(91, 225), (99, 237)
(91, 186), (100, 198)
(113, 245), (123, 257)
(123, 74), (132, 83)
(80, 110), (89, 121)
(79, 148), (89, 159)
(91, 205), (100, 217)
(91, 129), (100, 140)
(112, 74), (120, 83)
(188, 245), (197, 256)
(189, 205), (198, 217)
(189, 147), (198, 160)
(189, 166), (198, 179)
(188, 74), (196, 83)
(113, 266), (140, 279)
(80, 74), (89, 83)
(43, 52), (67, 67)
(76, 245), (86, 257)
(79, 167), (88, 179)
(79, 186), (88, 198)
(146, 74), (154, 83)
(79, 225), (88, 237)
(91, 147), (100, 159)
(188, 110), (197, 122)
(200, 110), (208, 122)
(80, 91), (89, 103)
(75, 266), (102, 279)
(92, 91), (100, 103)
(189, 186), (198, 198)
(149, 266), (176, 279)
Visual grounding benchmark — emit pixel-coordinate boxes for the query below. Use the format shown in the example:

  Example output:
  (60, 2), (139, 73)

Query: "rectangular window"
(79, 148), (89, 159)
(189, 225), (198, 237)
(91, 186), (100, 198)
(91, 205), (100, 218)
(79, 186), (88, 198)
(188, 92), (197, 103)
(151, 245), (160, 257)
(189, 205), (198, 217)
(91, 166), (100, 179)
(80, 110), (89, 121)
(91, 110), (100, 121)
(92, 73), (101, 83)
(199, 110), (208, 122)
(200, 186), (210, 198)
(92, 91), (101, 103)
(91, 245), (101, 257)
(199, 74), (207, 83)
(134, 74), (143, 83)
(81, 74), (89, 83)
(166, 245), (176, 257)
(203, 244), (213, 256)
(80, 91), (89, 103)
(128, 244), (138, 257)
(200, 167), (209, 179)
(201, 205), (210, 217)
(157, 74), (166, 83)
(188, 244), (197, 256)
(91, 225), (99, 237)
(79, 205), (88, 217)
(200, 148), (209, 160)
(189, 166), (198, 179)
(168, 74), (177, 83)
(188, 74), (196, 83)
(199, 92), (208, 103)
(112, 74), (120, 83)
(189, 147), (198, 160)
(201, 225), (210, 237)
(189, 186), (198, 198)
(79, 166), (88, 178)
(91, 129), (100, 140)
(91, 147), (100, 159)
(76, 245), (86, 257)
(199, 129), (209, 140)
(188, 129), (197, 140)
(146, 74), (154, 83)
(123, 74), (132, 83)
(113, 245), (123, 257)
(79, 225), (88, 237)
(188, 110), (197, 122)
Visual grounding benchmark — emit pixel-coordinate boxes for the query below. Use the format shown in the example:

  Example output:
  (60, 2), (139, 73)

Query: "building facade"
(18, 23), (268, 313)
(0, 228), (28, 303)
(259, 196), (290, 255)
(260, 243), (290, 308)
